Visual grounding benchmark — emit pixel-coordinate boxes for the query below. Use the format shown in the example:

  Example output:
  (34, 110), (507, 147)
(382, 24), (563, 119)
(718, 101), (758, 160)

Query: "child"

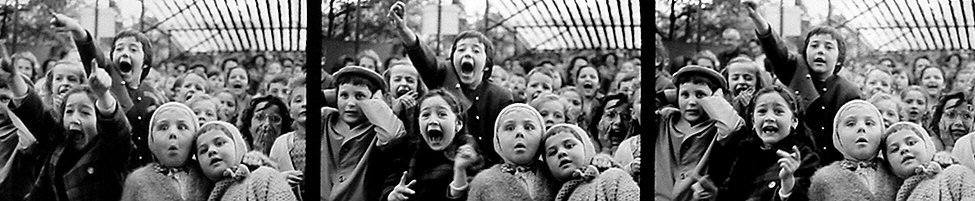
(383, 90), (483, 201)
(863, 69), (893, 99)
(226, 66), (252, 112)
(590, 93), (632, 154)
(868, 93), (901, 127)
(467, 104), (557, 201)
(557, 87), (583, 125)
(321, 66), (407, 201)
(881, 122), (975, 201)
(207, 71), (225, 92)
(270, 75), (308, 199)
(746, 2), (861, 164)
(175, 73), (208, 102)
(7, 66), (132, 200)
(265, 74), (291, 102)
(913, 57), (933, 80)
(928, 92), (972, 151)
(892, 68), (911, 92)
(808, 100), (899, 200)
(900, 86), (929, 124)
(526, 67), (558, 101)
(575, 65), (602, 130)
(724, 57), (762, 97)
(40, 60), (86, 108)
(238, 95), (292, 154)
(490, 66), (509, 85)
(654, 66), (742, 200)
(530, 93), (567, 131)
(196, 121), (296, 200)
(390, 1), (514, 165)
(215, 90), (239, 123)
(710, 86), (820, 200)
(541, 124), (639, 201)
(383, 61), (428, 134)
(121, 103), (212, 201)
(920, 66), (946, 104)
(509, 75), (528, 103)
(187, 94), (219, 127)
(0, 74), (42, 200)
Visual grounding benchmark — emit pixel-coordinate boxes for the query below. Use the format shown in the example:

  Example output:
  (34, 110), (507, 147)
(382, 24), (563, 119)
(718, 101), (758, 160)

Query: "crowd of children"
(654, 2), (975, 201)
(0, 1), (642, 201)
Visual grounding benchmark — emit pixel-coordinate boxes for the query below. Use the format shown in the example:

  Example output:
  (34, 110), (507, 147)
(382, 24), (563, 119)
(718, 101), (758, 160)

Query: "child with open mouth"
(541, 123), (639, 201)
(467, 104), (557, 201)
(881, 122), (975, 201)
(808, 100), (899, 200)
(41, 61), (85, 108)
(899, 86), (930, 125)
(383, 90), (483, 201)
(920, 66), (946, 105)
(122, 102), (212, 201)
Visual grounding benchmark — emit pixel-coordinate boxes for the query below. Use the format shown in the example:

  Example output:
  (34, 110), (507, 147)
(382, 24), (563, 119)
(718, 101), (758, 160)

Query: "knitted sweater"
(555, 168), (640, 201)
(808, 160), (900, 201)
(467, 163), (557, 201)
(208, 166), (297, 201)
(121, 163), (213, 201)
(895, 165), (975, 201)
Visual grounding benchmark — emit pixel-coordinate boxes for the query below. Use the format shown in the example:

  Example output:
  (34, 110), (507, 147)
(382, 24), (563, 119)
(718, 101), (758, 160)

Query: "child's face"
(913, 58), (932, 76)
(290, 87), (307, 125)
(803, 34), (840, 77)
(359, 57), (377, 71)
(875, 99), (899, 127)
(509, 76), (527, 99)
(267, 82), (290, 102)
(752, 93), (797, 145)
(885, 129), (933, 178)
(418, 96), (461, 151)
(227, 68), (249, 95)
(678, 82), (714, 124)
(150, 110), (197, 167)
(952, 70), (975, 92)
(337, 83), (374, 125)
(892, 72), (910, 91)
(50, 65), (82, 102)
(178, 74), (207, 101)
(727, 64), (757, 96)
(497, 109), (542, 165)
(901, 90), (927, 122)
(490, 67), (508, 84)
(13, 58), (33, 78)
(543, 131), (587, 181)
(598, 99), (630, 144)
(196, 130), (238, 181)
(921, 68), (945, 96)
(696, 58), (715, 69)
(937, 98), (973, 149)
(208, 75), (225, 91)
(249, 101), (283, 152)
(267, 63), (282, 75)
(617, 79), (637, 97)
(537, 101), (566, 130)
(112, 37), (146, 85)
(388, 65), (419, 97)
(864, 70), (892, 97)
(836, 105), (884, 160)
(577, 67), (600, 97)
(192, 101), (219, 127)
(62, 93), (98, 152)
(216, 92), (237, 122)
(527, 73), (554, 100)
(451, 38), (488, 87)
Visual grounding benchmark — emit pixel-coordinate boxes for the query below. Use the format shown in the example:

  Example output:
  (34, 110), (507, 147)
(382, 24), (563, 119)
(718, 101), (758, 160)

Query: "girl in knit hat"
(542, 123), (639, 201)
(196, 121), (296, 201)
(882, 122), (975, 201)
(467, 104), (557, 201)
(808, 100), (900, 200)
(122, 102), (213, 201)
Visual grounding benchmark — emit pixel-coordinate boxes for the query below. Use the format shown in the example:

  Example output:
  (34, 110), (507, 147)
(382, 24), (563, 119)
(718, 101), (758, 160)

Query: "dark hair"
(237, 95), (293, 147)
(413, 89), (469, 147)
(206, 70), (223, 78)
(251, 55), (266, 67)
(588, 93), (632, 140)
(675, 73), (723, 92)
(226, 66), (249, 83)
(913, 56), (931, 67)
(449, 31), (495, 81)
(798, 26), (846, 73)
(112, 30), (153, 80)
(222, 58), (239, 68)
(745, 86), (801, 124)
(58, 86), (99, 122)
(537, 60), (555, 67)
(191, 64), (207, 71)
(334, 75), (380, 93)
(929, 92), (970, 135)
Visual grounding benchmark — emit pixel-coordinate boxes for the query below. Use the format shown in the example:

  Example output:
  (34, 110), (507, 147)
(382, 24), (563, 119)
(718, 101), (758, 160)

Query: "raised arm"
(745, 2), (800, 83)
(388, 1), (446, 89)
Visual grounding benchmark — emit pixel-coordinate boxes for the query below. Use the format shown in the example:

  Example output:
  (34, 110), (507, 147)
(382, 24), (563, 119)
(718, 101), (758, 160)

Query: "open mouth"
(426, 124), (444, 143)
(735, 84), (750, 93)
(812, 57), (827, 65)
(950, 129), (968, 136)
(582, 83), (594, 89)
(232, 83), (244, 89)
(67, 130), (84, 142)
(460, 58), (475, 74)
(761, 125), (779, 135)
(513, 142), (527, 150)
(118, 57), (133, 73)
(57, 86), (71, 96)
(396, 86), (412, 97)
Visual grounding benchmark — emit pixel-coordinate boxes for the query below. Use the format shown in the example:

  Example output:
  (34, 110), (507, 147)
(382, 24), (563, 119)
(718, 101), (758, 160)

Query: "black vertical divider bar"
(605, 0), (618, 49)
(276, 0), (284, 51)
(306, 0), (322, 199)
(590, 0), (606, 49)
(628, 0), (634, 50)
(259, 0), (271, 51)
(539, 0), (569, 49)
(205, 1), (234, 51)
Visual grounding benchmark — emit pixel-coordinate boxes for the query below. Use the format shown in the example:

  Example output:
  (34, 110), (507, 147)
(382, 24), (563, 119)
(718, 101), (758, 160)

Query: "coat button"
(137, 97), (142, 101)
(87, 167), (94, 174)
(475, 116), (480, 120)
(137, 116), (142, 120)
(338, 176), (345, 182)
(680, 173), (686, 180)
(822, 88), (828, 92)
(821, 106), (826, 110)
(768, 181), (777, 189)
(805, 74), (811, 79)
(475, 97), (480, 101)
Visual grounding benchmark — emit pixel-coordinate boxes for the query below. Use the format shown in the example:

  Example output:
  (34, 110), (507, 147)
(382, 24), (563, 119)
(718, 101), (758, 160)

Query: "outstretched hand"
(776, 146), (801, 194)
(388, 171), (416, 201)
(50, 13), (87, 40)
(387, 1), (417, 45)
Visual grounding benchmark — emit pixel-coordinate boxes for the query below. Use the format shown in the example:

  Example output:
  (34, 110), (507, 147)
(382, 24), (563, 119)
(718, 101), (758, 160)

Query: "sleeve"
(74, 30), (105, 76)
(402, 35), (447, 89)
(465, 173), (486, 201)
(806, 169), (828, 201)
(605, 169), (641, 201)
(119, 173), (140, 201)
(9, 87), (61, 145)
(268, 135), (293, 171)
(267, 172), (299, 201)
(947, 166), (975, 200)
(358, 99), (406, 147)
(755, 25), (801, 84)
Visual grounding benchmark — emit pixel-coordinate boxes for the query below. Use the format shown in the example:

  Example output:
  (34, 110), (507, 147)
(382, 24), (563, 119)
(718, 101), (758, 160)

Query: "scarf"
(554, 165), (600, 201)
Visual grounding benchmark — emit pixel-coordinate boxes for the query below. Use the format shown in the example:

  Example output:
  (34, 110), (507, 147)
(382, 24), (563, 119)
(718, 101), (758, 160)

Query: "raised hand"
(50, 13), (87, 40)
(388, 171), (416, 201)
(776, 146), (801, 194)
(387, 1), (417, 45)
(89, 67), (112, 97)
(392, 91), (418, 115)
(454, 144), (479, 171)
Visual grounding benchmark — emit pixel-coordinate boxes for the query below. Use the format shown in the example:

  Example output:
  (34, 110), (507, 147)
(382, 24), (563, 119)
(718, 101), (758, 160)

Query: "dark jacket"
(74, 32), (157, 172)
(14, 88), (132, 201)
(711, 128), (821, 201)
(381, 135), (480, 201)
(756, 28), (861, 165)
(403, 37), (513, 166)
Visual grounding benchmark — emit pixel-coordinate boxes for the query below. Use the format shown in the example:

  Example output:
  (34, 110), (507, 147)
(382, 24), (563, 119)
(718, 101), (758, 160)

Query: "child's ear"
(455, 118), (464, 132)
(791, 116), (799, 130)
